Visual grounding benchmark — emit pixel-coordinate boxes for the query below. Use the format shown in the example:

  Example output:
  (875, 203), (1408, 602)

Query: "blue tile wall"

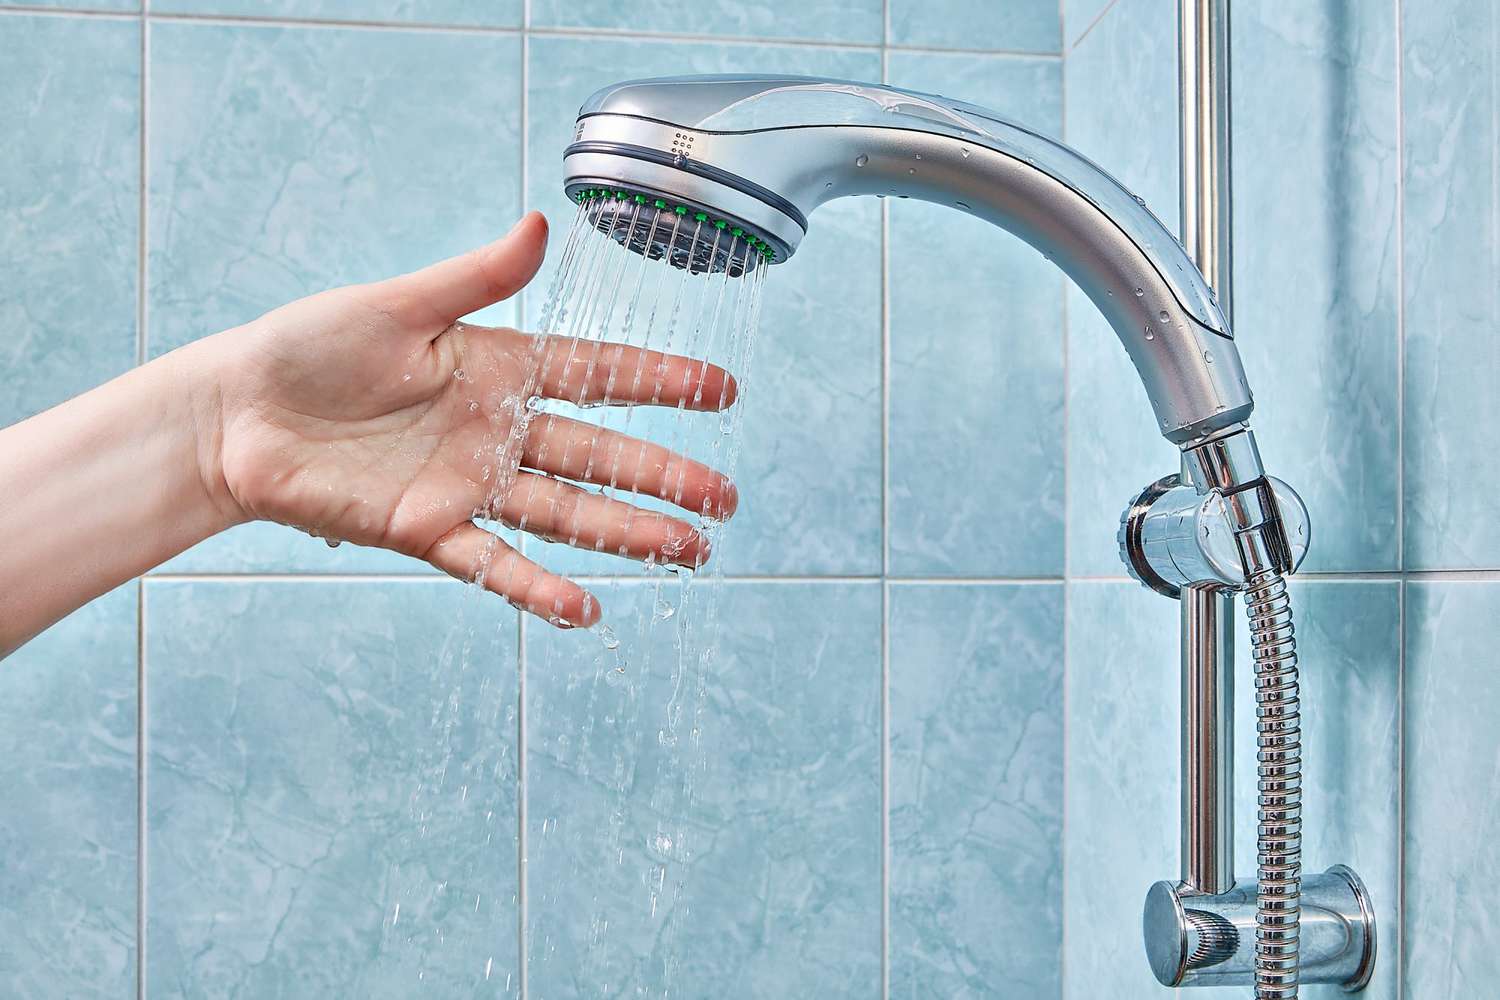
(1063, 0), (1183, 580)
(145, 580), (521, 997)
(888, 583), (1063, 998)
(1062, 582), (1177, 1000)
(1402, 0), (1499, 569)
(0, 15), (139, 428)
(0, 586), (137, 999)
(1232, 0), (1400, 573)
(524, 581), (882, 998)
(888, 0), (1060, 54)
(5, 0), (1496, 995)
(1405, 582), (1500, 994)
(530, 0), (882, 44)
(151, 0), (521, 26)
(885, 52), (1065, 578)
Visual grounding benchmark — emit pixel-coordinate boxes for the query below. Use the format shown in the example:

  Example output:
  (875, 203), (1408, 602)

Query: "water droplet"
(1133, 287), (1144, 297)
(955, 201), (971, 211)
(1134, 194), (1146, 205)
(604, 665), (626, 687)
(324, 537), (341, 547)
(855, 154), (868, 167)
(468, 400), (480, 412)
(402, 372), (413, 382)
(1158, 309), (1170, 322)
(598, 625), (620, 650)
(1203, 350), (1215, 364)
(453, 368), (466, 380)
(960, 147), (971, 158)
(654, 597), (675, 620)
(658, 729), (677, 747)
(1144, 326), (1155, 340)
(824, 181), (833, 189)
(907, 167), (916, 175)
(651, 832), (673, 855)
(914, 153), (922, 160)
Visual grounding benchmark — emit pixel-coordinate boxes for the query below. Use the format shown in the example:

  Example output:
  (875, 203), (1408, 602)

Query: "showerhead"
(562, 74), (1265, 478)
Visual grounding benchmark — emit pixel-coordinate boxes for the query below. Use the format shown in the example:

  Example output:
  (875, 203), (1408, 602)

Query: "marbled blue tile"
(1233, 581), (1401, 1000)
(888, 583), (1063, 998)
(525, 581), (882, 998)
(1404, 582), (1500, 995)
(3, 0), (136, 8)
(1063, 0), (1116, 49)
(889, 0), (1060, 54)
(148, 22), (523, 363)
(1232, 0), (1399, 572)
(525, 37), (884, 576)
(886, 52), (1064, 577)
(0, 586), (137, 998)
(145, 580), (522, 997)
(0, 15), (138, 428)
(152, 0), (520, 26)
(1062, 582), (1177, 999)
(530, 0), (882, 45)
(1401, 0), (1500, 569)
(1063, 0), (1182, 578)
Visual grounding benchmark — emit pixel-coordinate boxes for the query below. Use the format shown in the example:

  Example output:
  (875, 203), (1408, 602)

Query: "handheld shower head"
(563, 73), (1253, 451)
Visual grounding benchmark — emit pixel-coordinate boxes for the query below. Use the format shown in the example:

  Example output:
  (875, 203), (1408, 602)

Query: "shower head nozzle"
(562, 74), (1256, 449)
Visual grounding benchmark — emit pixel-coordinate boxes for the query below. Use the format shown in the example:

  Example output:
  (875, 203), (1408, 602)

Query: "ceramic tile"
(1404, 582), (1500, 995)
(888, 0), (1060, 54)
(152, 0), (521, 26)
(524, 580), (882, 998)
(0, 15), (138, 427)
(530, 0), (881, 44)
(1401, 0), (1500, 569)
(145, 579), (522, 997)
(885, 52), (1065, 577)
(888, 582), (1064, 997)
(0, 586), (137, 998)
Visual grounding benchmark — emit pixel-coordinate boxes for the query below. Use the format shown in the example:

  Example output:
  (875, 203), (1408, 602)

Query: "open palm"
(209, 213), (737, 628)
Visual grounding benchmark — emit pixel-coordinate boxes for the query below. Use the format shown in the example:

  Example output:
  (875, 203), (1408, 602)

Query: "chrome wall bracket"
(1144, 869), (1377, 991)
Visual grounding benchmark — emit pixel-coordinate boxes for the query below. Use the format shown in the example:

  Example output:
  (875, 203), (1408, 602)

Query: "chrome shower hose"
(1245, 571), (1302, 999)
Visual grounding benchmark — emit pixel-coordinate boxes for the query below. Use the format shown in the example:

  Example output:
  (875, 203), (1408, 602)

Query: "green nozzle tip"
(674, 205), (688, 215)
(634, 194), (646, 204)
(654, 199), (667, 209)
(694, 212), (708, 222)
(714, 220), (727, 230)
(731, 227), (744, 237)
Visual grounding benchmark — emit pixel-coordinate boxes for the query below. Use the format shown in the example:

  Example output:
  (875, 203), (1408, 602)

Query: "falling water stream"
(366, 199), (768, 998)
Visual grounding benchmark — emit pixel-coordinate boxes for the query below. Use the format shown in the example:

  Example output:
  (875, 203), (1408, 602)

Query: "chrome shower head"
(562, 74), (1254, 453)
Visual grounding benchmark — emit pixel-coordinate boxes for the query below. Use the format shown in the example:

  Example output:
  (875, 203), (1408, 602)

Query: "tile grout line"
(1057, 1), (1070, 990)
(1393, 2), (1406, 993)
(136, 4), (149, 995)
(517, 7), (531, 996)
(0, 6), (1062, 60)
(878, 13), (892, 997)
(136, 578), (148, 1000)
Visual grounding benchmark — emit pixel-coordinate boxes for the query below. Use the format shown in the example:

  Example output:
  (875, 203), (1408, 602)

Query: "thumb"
(388, 211), (549, 326)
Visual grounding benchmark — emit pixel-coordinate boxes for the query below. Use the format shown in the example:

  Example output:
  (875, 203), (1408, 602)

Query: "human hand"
(194, 212), (738, 628)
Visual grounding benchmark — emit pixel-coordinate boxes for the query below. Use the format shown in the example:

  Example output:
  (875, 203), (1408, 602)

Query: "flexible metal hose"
(1245, 570), (1301, 998)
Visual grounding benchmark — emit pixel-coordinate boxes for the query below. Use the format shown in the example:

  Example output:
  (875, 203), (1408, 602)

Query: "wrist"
(157, 331), (252, 534)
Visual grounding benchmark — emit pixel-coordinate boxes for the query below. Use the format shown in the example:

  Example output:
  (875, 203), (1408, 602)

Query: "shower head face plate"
(567, 183), (782, 276)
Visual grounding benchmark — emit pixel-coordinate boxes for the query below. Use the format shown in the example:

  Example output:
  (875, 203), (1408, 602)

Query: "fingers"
(522, 413), (738, 519)
(425, 522), (601, 628)
(536, 336), (739, 411)
(384, 212), (549, 327)
(499, 472), (711, 568)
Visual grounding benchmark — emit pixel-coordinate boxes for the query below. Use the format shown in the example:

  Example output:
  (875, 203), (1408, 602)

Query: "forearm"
(0, 339), (241, 656)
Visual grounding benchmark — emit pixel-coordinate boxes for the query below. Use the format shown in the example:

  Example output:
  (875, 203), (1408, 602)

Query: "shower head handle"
(565, 74), (1253, 447)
